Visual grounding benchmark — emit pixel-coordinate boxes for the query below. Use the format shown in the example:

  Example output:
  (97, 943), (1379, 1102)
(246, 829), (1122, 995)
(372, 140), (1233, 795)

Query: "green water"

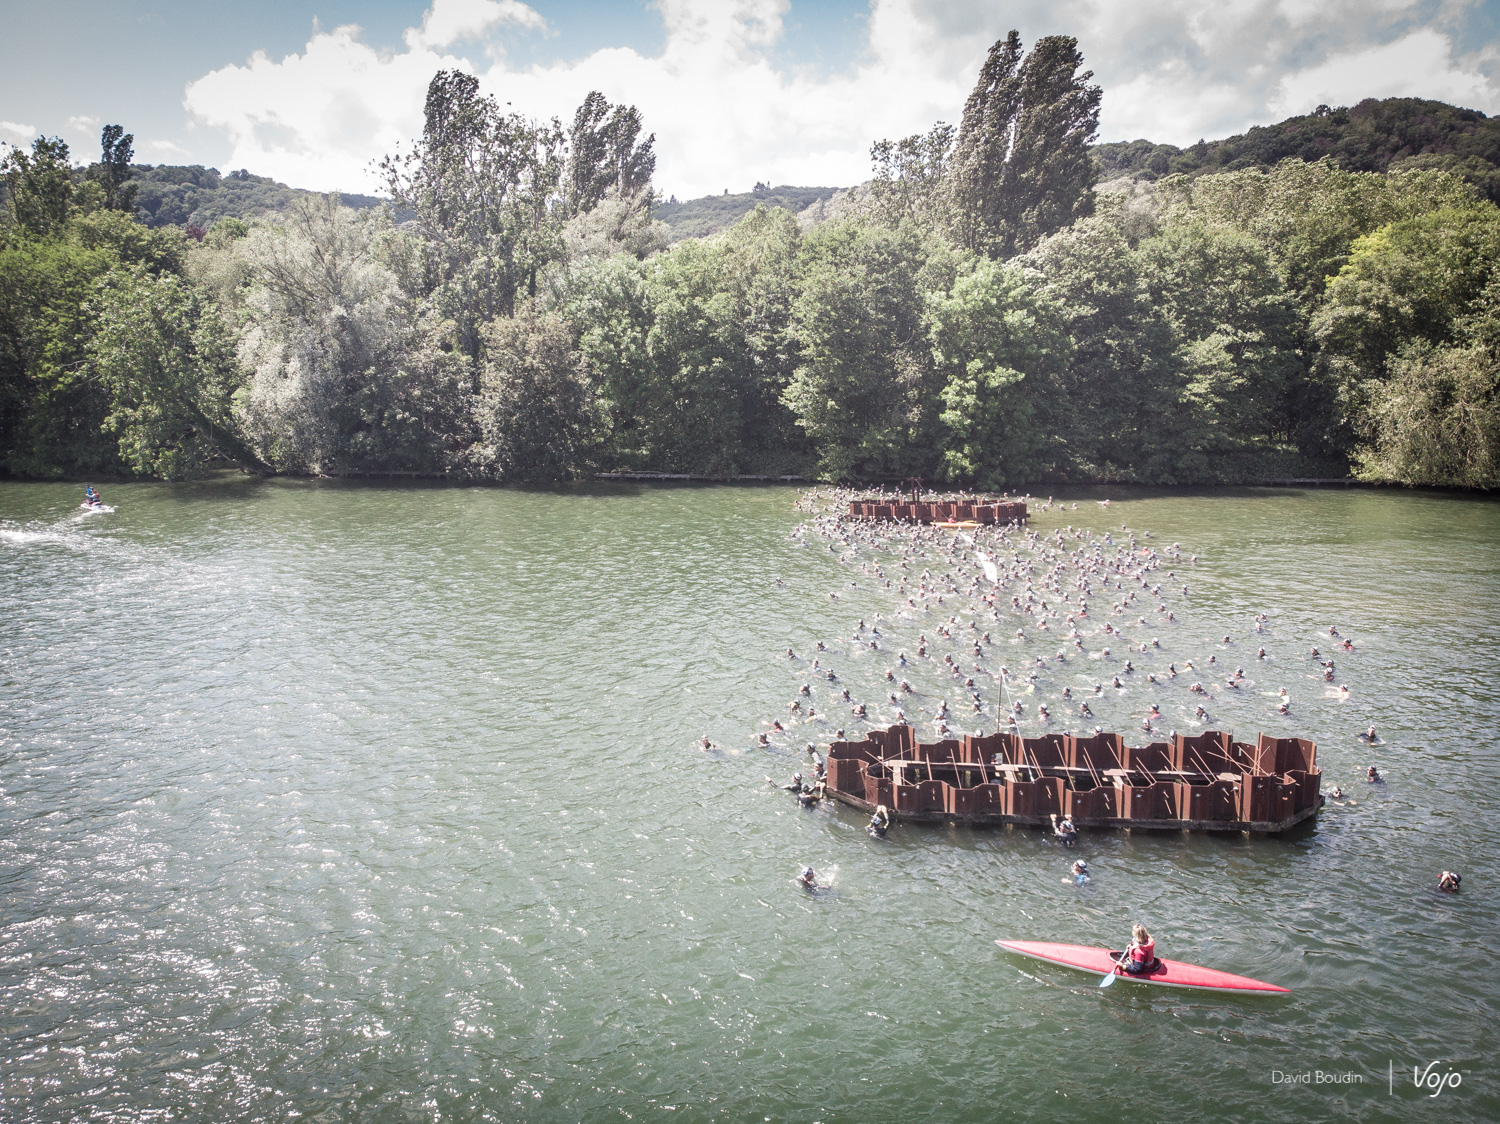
(1, 479), (1496, 1122)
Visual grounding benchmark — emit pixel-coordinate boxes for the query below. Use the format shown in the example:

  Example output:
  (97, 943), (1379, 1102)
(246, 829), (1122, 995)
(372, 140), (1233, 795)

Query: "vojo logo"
(1395, 1061), (1463, 1097)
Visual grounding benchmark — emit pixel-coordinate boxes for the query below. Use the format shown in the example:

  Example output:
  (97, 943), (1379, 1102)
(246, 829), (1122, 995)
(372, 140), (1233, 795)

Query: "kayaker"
(1437, 870), (1461, 893)
(1049, 813), (1077, 844)
(1122, 923), (1157, 974)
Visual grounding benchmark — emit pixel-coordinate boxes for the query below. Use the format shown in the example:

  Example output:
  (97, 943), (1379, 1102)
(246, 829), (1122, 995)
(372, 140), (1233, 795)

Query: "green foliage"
(2, 137), (75, 237)
(783, 221), (953, 480)
(1095, 97), (1500, 203)
(653, 186), (839, 240)
(947, 32), (1101, 258)
(928, 256), (1068, 487)
(4, 69), (1498, 489)
(128, 164), (385, 230)
(85, 125), (137, 213)
(565, 92), (656, 217)
(1136, 220), (1304, 478)
(473, 305), (598, 481)
(85, 269), (262, 478)
(233, 196), (470, 474)
(382, 71), (567, 364)
(1315, 203), (1500, 390)
(0, 231), (121, 476)
(1354, 343), (1500, 487)
(1162, 159), (1477, 302)
(1021, 219), (1181, 479)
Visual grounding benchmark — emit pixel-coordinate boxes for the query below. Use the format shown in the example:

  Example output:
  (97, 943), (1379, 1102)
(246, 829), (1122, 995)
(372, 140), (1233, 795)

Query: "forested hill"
(1095, 97), (1500, 200)
(128, 163), (829, 238)
(123, 97), (1499, 235)
(653, 184), (840, 239)
(129, 165), (385, 230)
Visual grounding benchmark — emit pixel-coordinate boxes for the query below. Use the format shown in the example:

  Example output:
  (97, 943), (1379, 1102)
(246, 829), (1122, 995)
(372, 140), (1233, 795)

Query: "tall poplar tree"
(948, 32), (1101, 258)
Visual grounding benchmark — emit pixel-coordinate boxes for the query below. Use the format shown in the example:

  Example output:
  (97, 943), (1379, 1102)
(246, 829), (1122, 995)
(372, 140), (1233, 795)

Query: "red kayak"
(996, 940), (1289, 995)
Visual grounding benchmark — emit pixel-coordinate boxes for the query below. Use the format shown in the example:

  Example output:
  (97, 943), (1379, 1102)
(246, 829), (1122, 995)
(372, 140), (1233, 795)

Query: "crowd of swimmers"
(750, 486), (1462, 918)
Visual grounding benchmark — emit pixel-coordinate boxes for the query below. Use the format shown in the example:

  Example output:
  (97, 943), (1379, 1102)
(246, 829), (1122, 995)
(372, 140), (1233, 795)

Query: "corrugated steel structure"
(825, 725), (1322, 833)
(847, 500), (1028, 524)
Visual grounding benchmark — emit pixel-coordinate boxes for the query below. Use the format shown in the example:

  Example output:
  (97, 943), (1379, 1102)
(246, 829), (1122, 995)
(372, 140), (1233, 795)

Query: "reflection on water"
(1, 479), (1497, 1122)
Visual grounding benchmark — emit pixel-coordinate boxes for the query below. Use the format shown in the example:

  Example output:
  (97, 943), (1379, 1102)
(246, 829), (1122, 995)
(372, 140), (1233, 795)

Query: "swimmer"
(1437, 870), (1461, 893)
(699, 736), (712, 750)
(799, 866), (818, 889)
(1049, 813), (1077, 844)
(1367, 765), (1383, 783)
(1065, 859), (1090, 885)
(1329, 785), (1343, 800)
(868, 804), (890, 838)
(1361, 726), (1377, 742)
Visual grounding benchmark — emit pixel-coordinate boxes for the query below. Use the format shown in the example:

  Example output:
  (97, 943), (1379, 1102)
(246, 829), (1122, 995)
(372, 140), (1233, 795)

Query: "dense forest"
(3, 35), (1498, 488)
(1095, 97), (1500, 201)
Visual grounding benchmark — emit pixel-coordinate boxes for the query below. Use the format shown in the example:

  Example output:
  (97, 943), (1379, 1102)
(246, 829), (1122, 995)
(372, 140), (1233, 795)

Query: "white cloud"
(141, 138), (193, 160)
(404, 0), (546, 51)
(180, 0), (1500, 198)
(1269, 29), (1495, 117)
(0, 121), (38, 146)
(67, 114), (102, 132)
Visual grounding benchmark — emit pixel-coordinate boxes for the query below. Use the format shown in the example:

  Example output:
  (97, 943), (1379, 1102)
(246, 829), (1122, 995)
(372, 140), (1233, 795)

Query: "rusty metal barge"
(825, 726), (1323, 833)
(848, 499), (1028, 524)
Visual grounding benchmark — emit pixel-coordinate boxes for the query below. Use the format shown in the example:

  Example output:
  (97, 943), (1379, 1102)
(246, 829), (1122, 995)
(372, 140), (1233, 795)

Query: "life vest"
(1131, 939), (1155, 964)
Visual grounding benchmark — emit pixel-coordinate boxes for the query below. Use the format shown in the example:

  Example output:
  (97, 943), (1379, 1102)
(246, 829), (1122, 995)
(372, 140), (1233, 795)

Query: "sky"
(2, 0), (1498, 200)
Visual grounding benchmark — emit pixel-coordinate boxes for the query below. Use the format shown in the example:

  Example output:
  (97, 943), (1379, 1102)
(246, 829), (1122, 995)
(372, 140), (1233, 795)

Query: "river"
(1, 479), (1496, 1122)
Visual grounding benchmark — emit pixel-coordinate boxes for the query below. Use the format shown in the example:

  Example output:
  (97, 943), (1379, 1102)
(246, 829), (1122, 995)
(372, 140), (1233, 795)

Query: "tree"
(0, 235), (120, 475)
(864, 123), (954, 231)
(235, 196), (469, 473)
(783, 222), (952, 479)
(1354, 343), (1499, 487)
(1, 137), (74, 237)
(1022, 218), (1182, 480)
(472, 305), (599, 481)
(86, 268), (266, 478)
(1314, 203), (1500, 389)
(948, 32), (1102, 258)
(1136, 219), (1306, 478)
(928, 255), (1068, 487)
(381, 70), (566, 370)
(564, 91), (656, 217)
(87, 125), (137, 213)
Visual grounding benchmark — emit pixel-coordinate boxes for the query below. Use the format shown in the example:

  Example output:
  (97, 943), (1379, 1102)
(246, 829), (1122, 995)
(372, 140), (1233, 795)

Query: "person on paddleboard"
(1122, 923), (1157, 974)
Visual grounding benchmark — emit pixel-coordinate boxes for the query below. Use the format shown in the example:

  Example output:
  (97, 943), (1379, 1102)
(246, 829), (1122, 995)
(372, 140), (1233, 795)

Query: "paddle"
(1099, 949), (1130, 988)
